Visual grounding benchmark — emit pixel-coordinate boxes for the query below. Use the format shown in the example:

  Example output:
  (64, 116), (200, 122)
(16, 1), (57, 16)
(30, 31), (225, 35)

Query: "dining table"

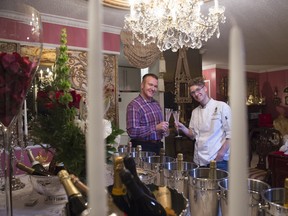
(0, 174), (66, 216)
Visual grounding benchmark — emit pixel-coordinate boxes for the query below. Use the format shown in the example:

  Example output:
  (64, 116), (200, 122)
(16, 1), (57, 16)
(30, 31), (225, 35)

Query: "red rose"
(55, 90), (64, 100)
(0, 52), (36, 127)
(44, 102), (54, 109)
(69, 90), (81, 109)
(37, 90), (48, 100)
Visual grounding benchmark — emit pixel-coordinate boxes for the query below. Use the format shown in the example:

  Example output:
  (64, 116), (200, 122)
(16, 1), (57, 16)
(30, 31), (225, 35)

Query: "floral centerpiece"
(31, 29), (123, 177)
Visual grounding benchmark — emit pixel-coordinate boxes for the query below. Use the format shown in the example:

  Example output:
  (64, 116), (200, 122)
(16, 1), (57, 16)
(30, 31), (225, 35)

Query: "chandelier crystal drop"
(124, 0), (226, 52)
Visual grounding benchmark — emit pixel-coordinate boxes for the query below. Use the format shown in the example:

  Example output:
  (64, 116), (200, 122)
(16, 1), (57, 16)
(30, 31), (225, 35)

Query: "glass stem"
(3, 127), (13, 216)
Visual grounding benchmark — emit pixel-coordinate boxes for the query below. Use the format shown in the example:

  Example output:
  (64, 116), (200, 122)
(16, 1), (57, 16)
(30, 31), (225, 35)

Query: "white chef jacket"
(189, 98), (232, 166)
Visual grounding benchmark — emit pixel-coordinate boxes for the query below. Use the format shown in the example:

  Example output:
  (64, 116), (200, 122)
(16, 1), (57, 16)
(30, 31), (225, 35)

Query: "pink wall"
(43, 23), (120, 52)
(43, 23), (121, 52)
(259, 69), (288, 119)
(203, 68), (217, 99)
(0, 17), (121, 53)
(203, 66), (288, 121)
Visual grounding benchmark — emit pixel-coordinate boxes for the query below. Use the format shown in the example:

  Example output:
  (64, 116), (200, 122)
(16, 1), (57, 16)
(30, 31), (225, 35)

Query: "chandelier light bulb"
(124, 0), (226, 52)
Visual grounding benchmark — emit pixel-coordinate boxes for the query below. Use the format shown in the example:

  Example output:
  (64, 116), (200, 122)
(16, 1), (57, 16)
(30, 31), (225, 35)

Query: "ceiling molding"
(41, 13), (122, 35)
(203, 64), (288, 73)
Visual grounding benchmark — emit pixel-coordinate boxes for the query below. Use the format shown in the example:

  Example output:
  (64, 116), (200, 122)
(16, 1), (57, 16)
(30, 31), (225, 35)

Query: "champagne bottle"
(123, 155), (156, 199)
(135, 145), (142, 166)
(48, 156), (57, 174)
(159, 148), (165, 161)
(127, 142), (132, 155)
(284, 178), (288, 208)
(153, 186), (172, 210)
(70, 174), (88, 197)
(120, 168), (166, 216)
(58, 170), (89, 216)
(54, 162), (65, 175)
(176, 153), (183, 171)
(107, 189), (126, 216)
(110, 156), (131, 214)
(136, 145), (142, 156)
(16, 162), (51, 176)
(155, 148), (172, 210)
(159, 148), (166, 186)
(27, 149), (51, 175)
(208, 160), (217, 179)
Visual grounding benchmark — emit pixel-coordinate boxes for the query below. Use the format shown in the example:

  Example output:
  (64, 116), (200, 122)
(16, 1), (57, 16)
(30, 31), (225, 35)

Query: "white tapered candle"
(228, 25), (249, 216)
(87, 0), (106, 215)
(214, 0), (219, 9)
(24, 100), (28, 136)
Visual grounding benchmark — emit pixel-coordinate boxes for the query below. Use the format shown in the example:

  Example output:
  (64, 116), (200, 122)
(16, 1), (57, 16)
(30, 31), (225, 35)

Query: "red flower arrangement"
(0, 52), (36, 127)
(37, 89), (82, 114)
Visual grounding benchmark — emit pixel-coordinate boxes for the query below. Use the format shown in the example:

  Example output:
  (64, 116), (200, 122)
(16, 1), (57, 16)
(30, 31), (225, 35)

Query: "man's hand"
(156, 121), (169, 132)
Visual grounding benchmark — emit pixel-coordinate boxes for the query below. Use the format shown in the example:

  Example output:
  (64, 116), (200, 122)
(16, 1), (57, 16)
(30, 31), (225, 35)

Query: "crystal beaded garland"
(124, 0), (226, 52)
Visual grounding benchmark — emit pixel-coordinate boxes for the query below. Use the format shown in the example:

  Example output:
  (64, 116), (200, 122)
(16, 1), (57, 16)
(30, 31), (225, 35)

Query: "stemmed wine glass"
(165, 108), (172, 122)
(164, 108), (172, 137)
(0, 1), (43, 215)
(173, 110), (182, 138)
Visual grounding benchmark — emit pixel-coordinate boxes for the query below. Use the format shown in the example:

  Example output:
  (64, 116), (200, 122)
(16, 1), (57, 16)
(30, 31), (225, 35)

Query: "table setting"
(0, 174), (66, 216)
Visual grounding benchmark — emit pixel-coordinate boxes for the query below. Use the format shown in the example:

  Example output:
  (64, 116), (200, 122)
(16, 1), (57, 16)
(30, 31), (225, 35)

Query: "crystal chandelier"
(124, 0), (226, 52)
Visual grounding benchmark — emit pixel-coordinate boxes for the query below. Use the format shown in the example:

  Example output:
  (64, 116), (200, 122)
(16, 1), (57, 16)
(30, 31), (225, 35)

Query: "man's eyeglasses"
(190, 85), (204, 96)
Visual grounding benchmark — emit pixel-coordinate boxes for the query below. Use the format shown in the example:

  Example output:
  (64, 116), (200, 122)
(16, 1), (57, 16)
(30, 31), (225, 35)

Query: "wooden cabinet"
(268, 152), (288, 187)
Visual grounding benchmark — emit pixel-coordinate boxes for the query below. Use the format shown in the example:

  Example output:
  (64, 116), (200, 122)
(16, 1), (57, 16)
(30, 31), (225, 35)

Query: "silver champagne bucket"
(163, 161), (198, 199)
(118, 146), (135, 154)
(218, 178), (270, 216)
(117, 146), (156, 166)
(261, 188), (288, 216)
(117, 146), (156, 158)
(188, 168), (229, 216)
(141, 156), (175, 185)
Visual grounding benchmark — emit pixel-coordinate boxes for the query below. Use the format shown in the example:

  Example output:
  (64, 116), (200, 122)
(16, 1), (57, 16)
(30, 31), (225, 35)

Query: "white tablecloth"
(0, 175), (66, 216)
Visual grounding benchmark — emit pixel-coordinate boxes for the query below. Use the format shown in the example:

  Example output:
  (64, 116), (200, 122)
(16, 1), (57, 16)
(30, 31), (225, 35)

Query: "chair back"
(258, 113), (273, 128)
(248, 128), (282, 184)
(250, 127), (282, 169)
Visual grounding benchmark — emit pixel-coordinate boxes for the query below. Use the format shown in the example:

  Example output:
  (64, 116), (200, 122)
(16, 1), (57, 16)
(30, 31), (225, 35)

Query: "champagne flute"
(164, 108), (172, 137)
(165, 108), (172, 122)
(173, 110), (182, 137)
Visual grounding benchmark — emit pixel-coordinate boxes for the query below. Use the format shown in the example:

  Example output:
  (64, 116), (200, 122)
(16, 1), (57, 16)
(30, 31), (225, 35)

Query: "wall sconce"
(37, 65), (55, 89)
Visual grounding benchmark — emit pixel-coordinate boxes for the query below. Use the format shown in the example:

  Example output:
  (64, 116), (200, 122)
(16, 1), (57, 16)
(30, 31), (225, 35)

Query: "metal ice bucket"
(117, 146), (156, 158)
(218, 178), (270, 216)
(261, 188), (288, 216)
(141, 156), (175, 185)
(163, 161), (198, 199)
(118, 146), (136, 154)
(188, 168), (229, 216)
(117, 146), (156, 166)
